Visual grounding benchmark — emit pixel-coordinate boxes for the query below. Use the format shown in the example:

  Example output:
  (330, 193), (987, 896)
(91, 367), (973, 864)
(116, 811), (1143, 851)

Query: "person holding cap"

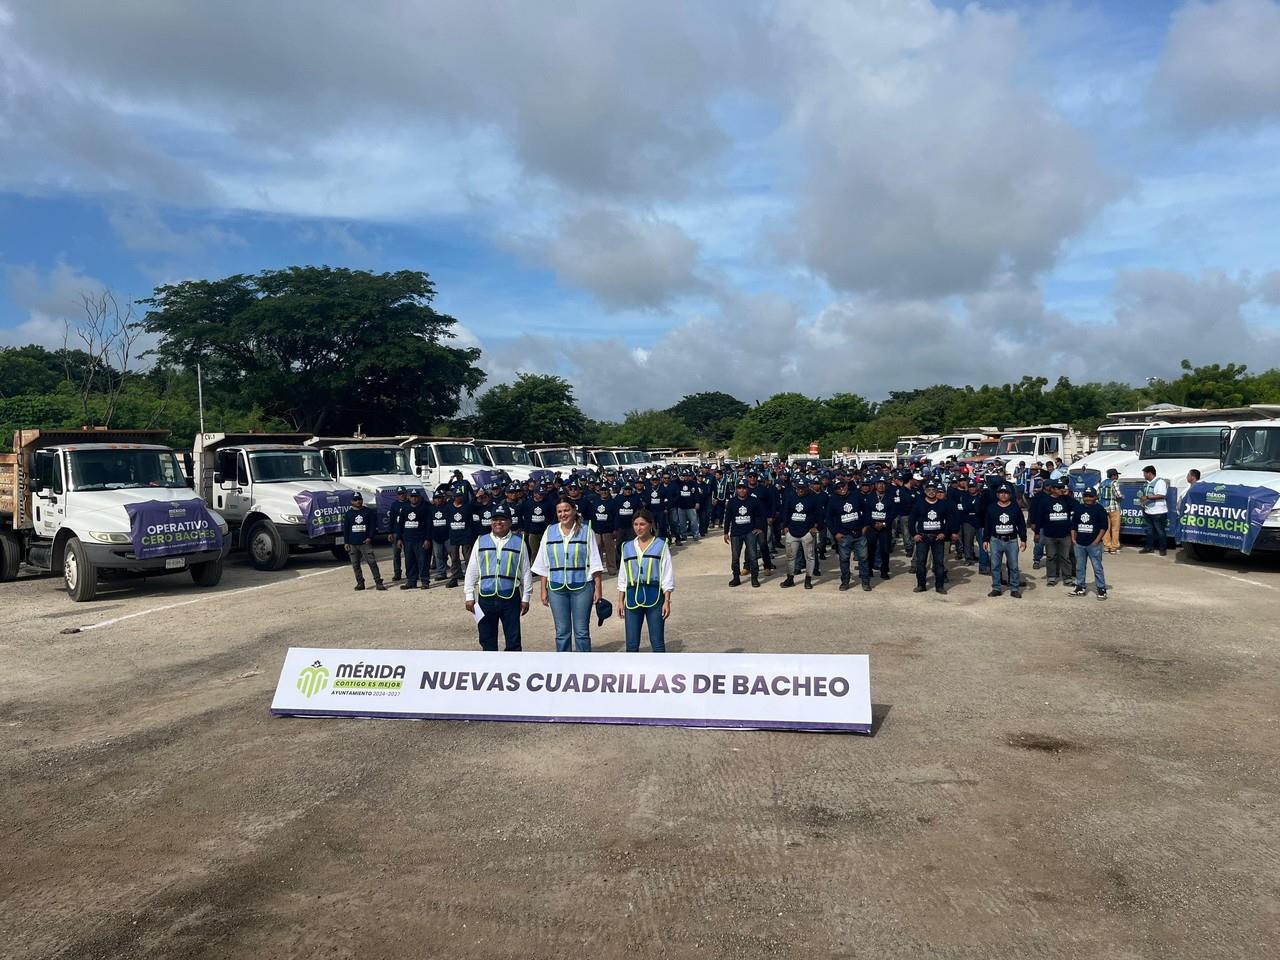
(464, 504), (532, 651)
(617, 509), (675, 651)
(342, 492), (386, 591)
(1070, 487), (1109, 599)
(1099, 468), (1123, 554)
(983, 484), (1026, 598)
(395, 489), (430, 590)
(532, 497), (605, 652)
(723, 478), (766, 587)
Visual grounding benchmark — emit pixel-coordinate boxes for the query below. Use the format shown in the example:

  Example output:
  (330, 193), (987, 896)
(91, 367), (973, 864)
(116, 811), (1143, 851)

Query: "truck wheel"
(247, 520), (289, 571)
(0, 530), (19, 582)
(63, 537), (98, 602)
(190, 556), (224, 587)
(330, 545), (349, 562)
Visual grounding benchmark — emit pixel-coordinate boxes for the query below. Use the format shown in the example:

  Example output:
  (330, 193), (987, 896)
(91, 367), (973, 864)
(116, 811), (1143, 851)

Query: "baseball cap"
(1083, 487), (1098, 497)
(595, 598), (614, 626)
(351, 492), (364, 501)
(491, 503), (512, 518)
(395, 485), (407, 494)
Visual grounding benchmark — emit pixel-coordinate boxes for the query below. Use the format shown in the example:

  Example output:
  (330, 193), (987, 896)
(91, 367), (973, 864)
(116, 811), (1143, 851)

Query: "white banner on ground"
(271, 648), (872, 734)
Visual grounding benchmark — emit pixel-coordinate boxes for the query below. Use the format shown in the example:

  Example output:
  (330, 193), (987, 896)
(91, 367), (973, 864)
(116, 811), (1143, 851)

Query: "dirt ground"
(2, 536), (1278, 960)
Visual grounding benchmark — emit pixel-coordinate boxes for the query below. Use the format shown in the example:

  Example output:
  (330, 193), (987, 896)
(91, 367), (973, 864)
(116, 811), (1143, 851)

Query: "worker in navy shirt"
(395, 489), (431, 590)
(807, 474), (829, 568)
(428, 486), (452, 582)
(1035, 479), (1077, 587)
(675, 472), (702, 542)
(952, 476), (980, 565)
(342, 492), (386, 591)
(826, 476), (871, 592)
(519, 483), (554, 559)
(779, 480), (820, 589)
(890, 473), (916, 558)
(723, 479), (767, 587)
(745, 471), (776, 573)
(909, 481), (957, 595)
(471, 487), (497, 537)
(386, 486), (410, 582)
(982, 484), (1027, 598)
(1070, 487), (1109, 599)
(865, 477), (894, 580)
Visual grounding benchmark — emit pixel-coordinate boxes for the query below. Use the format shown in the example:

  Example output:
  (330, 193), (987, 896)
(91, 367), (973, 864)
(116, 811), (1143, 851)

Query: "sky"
(2, 0), (1280, 420)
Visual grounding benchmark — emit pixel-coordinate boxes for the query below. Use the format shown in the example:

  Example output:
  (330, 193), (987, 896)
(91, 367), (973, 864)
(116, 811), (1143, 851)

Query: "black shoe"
(913, 584), (927, 593)
(880, 572), (890, 580)
(1064, 579), (1076, 587)
(729, 577), (741, 587)
(1032, 560), (1041, 569)
(1047, 579), (1057, 587)
(988, 589), (1002, 597)
(1159, 549), (1167, 557)
(354, 584), (365, 591)
(839, 579), (850, 592)
(751, 574), (760, 588)
(1138, 548), (1153, 554)
(978, 567), (990, 576)
(446, 579), (459, 588)
(1071, 587), (1086, 597)
(391, 575), (402, 583)
(374, 583), (387, 591)
(1010, 589), (1022, 598)
(420, 583), (430, 590)
(780, 577), (795, 588)
(1097, 590), (1107, 601)
(434, 573), (449, 581)
(935, 584), (946, 595)
(861, 581), (872, 592)
(804, 576), (813, 590)
(400, 583), (415, 590)
(764, 565), (775, 574)
(813, 566), (821, 576)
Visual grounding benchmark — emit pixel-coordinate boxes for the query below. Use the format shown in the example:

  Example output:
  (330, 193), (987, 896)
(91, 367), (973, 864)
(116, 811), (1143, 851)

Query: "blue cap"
(395, 485), (407, 494)
(491, 503), (512, 518)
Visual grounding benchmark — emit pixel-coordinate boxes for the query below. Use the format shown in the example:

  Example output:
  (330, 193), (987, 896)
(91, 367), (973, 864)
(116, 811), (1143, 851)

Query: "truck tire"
(0, 530), (20, 582)
(330, 545), (349, 562)
(190, 556), (224, 587)
(247, 520), (289, 571)
(63, 536), (98, 602)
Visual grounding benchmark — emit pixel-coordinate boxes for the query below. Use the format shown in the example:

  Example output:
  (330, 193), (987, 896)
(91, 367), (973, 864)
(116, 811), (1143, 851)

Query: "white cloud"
(2, 260), (110, 347)
(1155, 0), (1280, 130)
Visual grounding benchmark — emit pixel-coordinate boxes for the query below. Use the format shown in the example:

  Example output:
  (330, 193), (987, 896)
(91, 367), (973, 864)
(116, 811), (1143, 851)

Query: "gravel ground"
(2, 537), (1278, 960)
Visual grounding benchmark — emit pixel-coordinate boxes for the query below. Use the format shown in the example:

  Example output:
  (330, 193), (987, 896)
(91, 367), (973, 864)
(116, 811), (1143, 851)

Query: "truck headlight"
(279, 514), (306, 524)
(89, 531), (132, 544)
(1269, 507), (1280, 522)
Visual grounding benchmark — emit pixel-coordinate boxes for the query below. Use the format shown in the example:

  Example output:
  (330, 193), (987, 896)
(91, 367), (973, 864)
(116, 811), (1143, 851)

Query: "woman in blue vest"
(531, 497), (604, 651)
(615, 510), (675, 652)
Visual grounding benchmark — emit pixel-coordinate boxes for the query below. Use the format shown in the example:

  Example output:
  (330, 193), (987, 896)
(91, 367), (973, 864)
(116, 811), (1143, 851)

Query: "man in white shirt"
(464, 505), (532, 651)
(1138, 464), (1169, 557)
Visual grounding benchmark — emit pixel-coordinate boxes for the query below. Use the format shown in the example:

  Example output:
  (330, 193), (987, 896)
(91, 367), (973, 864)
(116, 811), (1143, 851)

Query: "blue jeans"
(678, 507), (701, 541)
(836, 533), (870, 583)
(547, 586), (594, 652)
(729, 533), (758, 576)
(1074, 542), (1106, 591)
(624, 604), (665, 652)
(431, 540), (449, 579)
(989, 537), (1021, 591)
(1144, 513), (1168, 551)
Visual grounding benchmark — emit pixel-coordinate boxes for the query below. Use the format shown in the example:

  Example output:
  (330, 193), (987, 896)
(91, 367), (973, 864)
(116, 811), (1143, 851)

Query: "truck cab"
(1189, 421), (1280, 556)
(527, 445), (583, 473)
(920, 433), (988, 468)
(1067, 423), (1162, 494)
(1111, 422), (1240, 538)
(397, 437), (488, 491)
(306, 440), (422, 532)
(473, 439), (543, 483)
(1, 429), (229, 601)
(193, 433), (350, 571)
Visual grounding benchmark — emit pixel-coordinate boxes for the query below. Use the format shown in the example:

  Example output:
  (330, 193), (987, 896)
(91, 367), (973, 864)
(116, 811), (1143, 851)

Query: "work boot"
(392, 575), (402, 583)
(420, 582), (430, 590)
(374, 582), (387, 591)
(935, 583), (946, 595)
(988, 589), (1002, 597)
(354, 583), (365, 591)
(400, 583), (415, 590)
(803, 575), (813, 590)
(780, 576), (795, 588)
(861, 580), (872, 592)
(729, 576), (742, 587)
(1010, 589), (1022, 598)
(839, 577), (850, 592)
(751, 573), (760, 588)
(446, 579), (459, 588)
(912, 584), (927, 593)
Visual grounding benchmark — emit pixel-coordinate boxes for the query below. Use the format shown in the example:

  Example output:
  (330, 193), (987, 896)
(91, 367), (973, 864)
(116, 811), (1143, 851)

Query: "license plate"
(165, 558), (186, 570)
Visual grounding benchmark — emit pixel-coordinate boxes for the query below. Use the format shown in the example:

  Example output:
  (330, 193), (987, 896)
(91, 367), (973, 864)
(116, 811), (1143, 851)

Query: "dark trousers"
(760, 523), (775, 567)
(477, 595), (522, 651)
(914, 537), (947, 587)
(403, 540), (428, 586)
(447, 542), (471, 580)
(869, 525), (892, 575)
(837, 534), (870, 583)
(391, 538), (403, 578)
(730, 533), (759, 577)
(348, 542), (382, 586)
(958, 522), (978, 562)
(1144, 513), (1169, 551)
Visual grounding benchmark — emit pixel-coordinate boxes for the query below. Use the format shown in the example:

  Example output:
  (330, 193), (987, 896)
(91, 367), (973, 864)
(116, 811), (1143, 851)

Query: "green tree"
(475, 373), (587, 441)
(140, 266), (484, 434)
(611, 409), (694, 449)
(731, 393), (832, 456)
(822, 392), (874, 430)
(666, 391), (749, 443)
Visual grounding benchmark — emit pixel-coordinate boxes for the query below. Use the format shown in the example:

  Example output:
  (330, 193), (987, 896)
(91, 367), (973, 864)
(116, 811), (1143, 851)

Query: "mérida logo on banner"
(271, 648), (873, 733)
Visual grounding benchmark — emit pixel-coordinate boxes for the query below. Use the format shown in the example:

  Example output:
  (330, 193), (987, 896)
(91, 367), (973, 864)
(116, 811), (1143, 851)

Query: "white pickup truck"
(193, 433), (352, 570)
(1, 428), (229, 601)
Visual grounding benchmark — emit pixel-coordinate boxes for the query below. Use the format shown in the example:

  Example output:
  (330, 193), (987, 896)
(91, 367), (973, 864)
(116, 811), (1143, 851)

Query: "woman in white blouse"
(531, 497), (604, 651)
(615, 510), (675, 652)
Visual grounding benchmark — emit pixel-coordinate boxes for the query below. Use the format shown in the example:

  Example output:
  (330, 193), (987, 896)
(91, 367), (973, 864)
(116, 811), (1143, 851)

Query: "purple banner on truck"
(294, 489), (354, 537)
(375, 486), (424, 534)
(1179, 482), (1279, 555)
(1116, 481), (1180, 539)
(125, 498), (223, 559)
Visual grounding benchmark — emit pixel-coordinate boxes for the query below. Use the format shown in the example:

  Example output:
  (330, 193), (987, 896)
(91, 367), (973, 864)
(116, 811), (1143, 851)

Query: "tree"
(60, 290), (140, 426)
(475, 373), (587, 441)
(140, 266), (484, 434)
(822, 392), (874, 430)
(731, 393), (832, 456)
(0, 346), (62, 397)
(666, 391), (749, 443)
(610, 409), (693, 449)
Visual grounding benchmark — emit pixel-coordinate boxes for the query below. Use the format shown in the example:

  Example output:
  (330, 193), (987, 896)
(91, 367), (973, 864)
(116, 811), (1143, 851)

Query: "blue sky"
(2, 0), (1279, 418)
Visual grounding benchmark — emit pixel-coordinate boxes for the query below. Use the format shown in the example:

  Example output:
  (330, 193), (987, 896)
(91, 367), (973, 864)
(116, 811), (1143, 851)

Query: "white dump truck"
(527, 444), (586, 472)
(1, 428), (229, 601)
(392, 436), (489, 491)
(473, 439), (543, 483)
(305, 438), (424, 533)
(192, 433), (351, 570)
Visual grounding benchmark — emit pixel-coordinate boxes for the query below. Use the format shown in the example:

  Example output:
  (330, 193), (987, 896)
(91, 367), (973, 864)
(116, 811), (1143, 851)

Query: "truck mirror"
(31, 477), (44, 494)
(1219, 427), (1230, 468)
(213, 471), (224, 485)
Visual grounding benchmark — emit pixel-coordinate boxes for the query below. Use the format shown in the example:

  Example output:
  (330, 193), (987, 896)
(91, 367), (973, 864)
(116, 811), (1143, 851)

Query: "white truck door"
(31, 450), (64, 539)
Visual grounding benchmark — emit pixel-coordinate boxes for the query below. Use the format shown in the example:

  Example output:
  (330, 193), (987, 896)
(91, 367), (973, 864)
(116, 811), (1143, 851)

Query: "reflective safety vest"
(544, 522), (591, 591)
(477, 533), (524, 600)
(622, 537), (667, 610)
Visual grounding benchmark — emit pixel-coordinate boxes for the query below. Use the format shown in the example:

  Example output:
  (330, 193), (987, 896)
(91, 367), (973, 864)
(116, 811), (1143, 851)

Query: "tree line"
(2, 265), (1279, 455)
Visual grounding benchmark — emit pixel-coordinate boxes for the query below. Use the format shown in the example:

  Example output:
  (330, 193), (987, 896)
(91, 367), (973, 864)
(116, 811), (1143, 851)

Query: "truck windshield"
(1097, 429), (1142, 452)
(1223, 427), (1280, 471)
(1139, 427), (1222, 459)
(488, 446), (532, 466)
(536, 449), (575, 467)
(435, 443), (483, 467)
(249, 450), (330, 482)
(68, 449), (187, 491)
(338, 447), (410, 476)
(594, 451), (618, 467)
(999, 437), (1036, 456)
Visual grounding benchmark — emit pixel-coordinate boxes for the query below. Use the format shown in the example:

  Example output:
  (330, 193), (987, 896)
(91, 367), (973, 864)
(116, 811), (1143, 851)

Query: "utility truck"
(472, 439), (548, 484)
(394, 436), (489, 490)
(1183, 419), (1280, 559)
(993, 424), (1089, 475)
(1067, 419), (1167, 495)
(305, 438), (423, 532)
(918, 432), (993, 468)
(1, 428), (229, 601)
(526, 444), (586, 472)
(192, 433), (351, 570)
